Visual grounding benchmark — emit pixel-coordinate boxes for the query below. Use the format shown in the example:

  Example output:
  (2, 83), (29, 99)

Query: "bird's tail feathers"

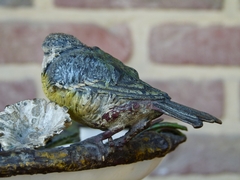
(153, 100), (222, 128)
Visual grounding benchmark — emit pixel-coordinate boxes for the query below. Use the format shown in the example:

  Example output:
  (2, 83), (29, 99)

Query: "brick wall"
(0, 0), (239, 179)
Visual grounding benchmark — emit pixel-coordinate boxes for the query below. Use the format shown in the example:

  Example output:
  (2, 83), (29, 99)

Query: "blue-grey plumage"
(41, 33), (222, 142)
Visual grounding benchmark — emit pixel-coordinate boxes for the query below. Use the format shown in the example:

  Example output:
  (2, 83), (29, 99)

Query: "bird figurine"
(41, 33), (222, 145)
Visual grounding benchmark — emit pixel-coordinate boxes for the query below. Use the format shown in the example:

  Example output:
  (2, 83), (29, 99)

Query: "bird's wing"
(46, 47), (169, 100)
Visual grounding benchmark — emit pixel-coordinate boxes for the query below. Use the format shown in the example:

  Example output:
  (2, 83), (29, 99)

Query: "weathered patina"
(0, 122), (186, 177)
(41, 33), (221, 144)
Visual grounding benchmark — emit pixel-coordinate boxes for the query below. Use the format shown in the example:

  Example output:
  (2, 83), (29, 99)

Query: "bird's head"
(42, 33), (82, 54)
(41, 33), (83, 74)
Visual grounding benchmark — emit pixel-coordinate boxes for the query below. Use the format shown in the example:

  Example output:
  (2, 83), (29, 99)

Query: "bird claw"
(78, 136), (106, 161)
(112, 117), (164, 148)
(82, 118), (164, 154)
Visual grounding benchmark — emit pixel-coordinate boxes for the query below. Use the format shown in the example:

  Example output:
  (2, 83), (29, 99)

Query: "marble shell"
(0, 98), (71, 151)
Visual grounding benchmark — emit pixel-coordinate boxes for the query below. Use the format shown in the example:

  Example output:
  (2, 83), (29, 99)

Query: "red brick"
(146, 79), (223, 119)
(149, 24), (240, 65)
(0, 0), (32, 7)
(54, 0), (223, 9)
(151, 134), (240, 175)
(0, 79), (37, 111)
(0, 22), (131, 64)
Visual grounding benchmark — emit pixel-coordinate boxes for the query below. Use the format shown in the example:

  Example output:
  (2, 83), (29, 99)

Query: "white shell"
(0, 98), (71, 151)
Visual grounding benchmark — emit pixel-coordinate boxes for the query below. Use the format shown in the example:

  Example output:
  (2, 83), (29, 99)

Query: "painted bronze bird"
(41, 33), (221, 143)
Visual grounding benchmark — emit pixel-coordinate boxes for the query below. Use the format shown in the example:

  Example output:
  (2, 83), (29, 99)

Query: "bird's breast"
(41, 74), (125, 129)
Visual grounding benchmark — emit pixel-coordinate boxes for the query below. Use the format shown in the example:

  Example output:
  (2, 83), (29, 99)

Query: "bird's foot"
(114, 117), (163, 147)
(79, 133), (107, 161)
(83, 127), (124, 155)
(82, 118), (164, 153)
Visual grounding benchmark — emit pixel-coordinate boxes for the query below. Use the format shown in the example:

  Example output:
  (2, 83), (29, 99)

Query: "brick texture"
(0, 79), (37, 111)
(151, 134), (240, 175)
(146, 79), (223, 118)
(54, 0), (223, 9)
(149, 24), (240, 65)
(0, 22), (131, 64)
(0, 0), (32, 7)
